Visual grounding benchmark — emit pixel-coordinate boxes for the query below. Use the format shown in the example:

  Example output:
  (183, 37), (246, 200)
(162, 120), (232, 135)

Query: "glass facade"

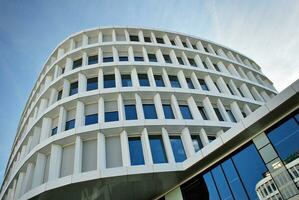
(128, 137), (145, 166)
(143, 104), (157, 119)
(191, 135), (203, 152)
(103, 56), (113, 63)
(149, 136), (167, 164)
(188, 58), (197, 67)
(73, 58), (82, 69)
(69, 82), (78, 96)
(186, 78), (194, 89)
(138, 74), (150, 86)
(163, 104), (175, 119)
(163, 55), (172, 63)
(179, 105), (193, 119)
(88, 55), (98, 65)
(170, 136), (187, 162)
(169, 75), (181, 88)
(148, 53), (157, 62)
(198, 106), (209, 120)
(87, 77), (98, 91)
(199, 79), (209, 91)
(154, 75), (165, 87)
(105, 111), (118, 122)
(121, 74), (132, 87)
(65, 119), (75, 130)
(125, 105), (137, 120)
(104, 74), (115, 88)
(85, 114), (98, 125)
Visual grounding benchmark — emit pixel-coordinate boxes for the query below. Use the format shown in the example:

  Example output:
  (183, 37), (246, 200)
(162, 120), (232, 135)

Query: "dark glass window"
(143, 104), (157, 119)
(119, 56), (129, 62)
(125, 105), (137, 120)
(57, 90), (62, 101)
(169, 75), (181, 88)
(192, 44), (197, 50)
(51, 127), (57, 136)
(134, 55), (144, 62)
(85, 114), (98, 125)
(156, 37), (164, 44)
(191, 135), (203, 152)
(129, 137), (145, 165)
(73, 58), (82, 69)
(121, 74), (132, 87)
(149, 136), (167, 164)
(213, 63), (221, 72)
(69, 81), (78, 96)
(154, 75), (165, 87)
(170, 40), (176, 45)
(198, 79), (209, 91)
(204, 47), (209, 53)
(182, 42), (188, 48)
(202, 172), (221, 200)
(87, 77), (98, 91)
(177, 57), (184, 65)
(188, 58), (197, 67)
(186, 78), (194, 89)
(202, 61), (209, 69)
(226, 110), (237, 122)
(227, 84), (235, 95)
(180, 105), (193, 119)
(65, 119), (75, 130)
(144, 36), (151, 43)
(163, 104), (175, 119)
(61, 68), (65, 74)
(104, 74), (115, 88)
(198, 106), (209, 120)
(170, 136), (187, 162)
(130, 35), (139, 42)
(208, 136), (216, 142)
(163, 55), (172, 63)
(214, 107), (224, 121)
(138, 74), (150, 86)
(105, 111), (118, 122)
(242, 112), (247, 118)
(103, 56), (113, 63)
(88, 55), (98, 65)
(148, 54), (157, 62)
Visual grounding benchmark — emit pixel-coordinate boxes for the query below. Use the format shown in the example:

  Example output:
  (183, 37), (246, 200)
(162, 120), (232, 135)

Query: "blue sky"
(0, 0), (298, 184)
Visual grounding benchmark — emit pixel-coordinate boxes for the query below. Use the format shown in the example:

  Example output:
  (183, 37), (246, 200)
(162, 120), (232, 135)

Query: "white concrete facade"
(0, 27), (278, 200)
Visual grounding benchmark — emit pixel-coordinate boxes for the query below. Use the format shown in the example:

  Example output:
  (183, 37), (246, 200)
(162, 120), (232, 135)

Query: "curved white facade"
(0, 26), (277, 200)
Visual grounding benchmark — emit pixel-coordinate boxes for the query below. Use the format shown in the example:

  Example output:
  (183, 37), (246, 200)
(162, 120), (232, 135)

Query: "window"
(103, 56), (113, 63)
(87, 77), (98, 91)
(226, 84), (235, 95)
(129, 137), (145, 165)
(226, 110), (237, 122)
(170, 136), (187, 162)
(134, 55), (144, 62)
(69, 81), (78, 96)
(149, 136), (167, 163)
(213, 63), (220, 72)
(148, 53), (157, 62)
(182, 42), (188, 48)
(144, 36), (151, 43)
(154, 75), (165, 87)
(138, 74), (150, 86)
(198, 106), (209, 120)
(65, 119), (75, 130)
(163, 104), (175, 119)
(121, 74), (132, 87)
(170, 40), (176, 45)
(204, 47), (209, 53)
(88, 55), (98, 65)
(130, 35), (139, 42)
(85, 114), (98, 125)
(73, 58), (82, 69)
(198, 79), (209, 91)
(188, 58), (197, 67)
(192, 44), (197, 50)
(177, 57), (184, 65)
(119, 55), (128, 61)
(125, 105), (137, 120)
(214, 108), (224, 121)
(202, 61), (209, 69)
(156, 37), (164, 44)
(51, 127), (57, 136)
(169, 75), (181, 88)
(61, 68), (65, 74)
(208, 136), (216, 142)
(105, 111), (118, 122)
(191, 135), (203, 152)
(104, 75), (115, 88)
(186, 78), (194, 89)
(242, 112), (247, 118)
(163, 54), (172, 63)
(143, 104), (157, 119)
(180, 105), (193, 119)
(57, 90), (62, 101)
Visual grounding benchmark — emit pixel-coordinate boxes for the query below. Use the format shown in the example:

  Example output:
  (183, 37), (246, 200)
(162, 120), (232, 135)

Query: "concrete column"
(98, 47), (103, 64)
(65, 57), (73, 72)
(162, 68), (171, 87)
(174, 35), (183, 47)
(243, 104), (252, 116)
(82, 52), (88, 66)
(216, 77), (230, 94)
(74, 136), (83, 174)
(57, 48), (65, 59)
(138, 30), (144, 42)
(228, 80), (240, 96)
(247, 71), (258, 83)
(31, 127), (41, 149)
(135, 93), (144, 120)
(44, 75), (52, 88)
(169, 50), (179, 65)
(227, 64), (240, 77)
(115, 67), (121, 89)
(154, 93), (164, 119)
(163, 34), (171, 45)
(261, 91), (271, 101)
(49, 88), (58, 105)
(181, 127), (195, 157)
(216, 130), (224, 137)
(156, 49), (165, 63)
(112, 46), (119, 62)
(216, 99), (230, 122)
(75, 101), (85, 128)
(161, 128), (175, 163)
(131, 67), (139, 87)
(147, 67), (155, 87)
(244, 59), (253, 68)
(196, 40), (205, 51)
(82, 34), (88, 47)
(216, 48), (227, 58)
(48, 144), (62, 181)
(112, 29), (116, 42)
(251, 87), (264, 101)
(32, 153), (46, 187)
(236, 54), (244, 64)
(227, 51), (237, 61)
(141, 128), (153, 165)
(142, 47), (149, 63)
(203, 97), (218, 121)
(69, 38), (75, 50)
(124, 29), (130, 41)
(117, 94), (125, 121)
(78, 73), (87, 93)
(207, 44), (216, 54)
(62, 79), (70, 98)
(98, 68), (103, 90)
(181, 52), (190, 66)
(217, 61), (229, 74)
(187, 96), (202, 120)
(57, 106), (67, 133)
(199, 128), (209, 146)
(204, 75), (218, 92)
(128, 46), (134, 62)
(177, 70), (188, 89)
(171, 95), (183, 119)
(185, 38), (193, 49)
(38, 98), (48, 116)
(14, 172), (25, 199)
(194, 55), (204, 68)
(21, 162), (34, 194)
(150, 31), (157, 43)
(230, 101), (244, 122)
(205, 57), (215, 70)
(40, 117), (52, 141)
(120, 130), (130, 166)
(97, 132), (106, 170)
(240, 83), (254, 99)
(98, 97), (105, 123)
(98, 31), (103, 44)
(237, 66), (249, 79)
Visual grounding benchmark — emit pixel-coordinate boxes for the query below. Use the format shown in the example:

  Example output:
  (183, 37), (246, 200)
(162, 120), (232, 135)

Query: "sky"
(0, 0), (298, 184)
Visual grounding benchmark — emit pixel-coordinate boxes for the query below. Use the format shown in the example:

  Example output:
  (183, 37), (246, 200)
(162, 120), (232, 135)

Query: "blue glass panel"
(186, 78), (194, 89)
(199, 79), (209, 91)
(129, 137), (145, 165)
(51, 127), (57, 136)
(125, 105), (137, 120)
(143, 104), (157, 119)
(170, 136), (186, 162)
(88, 55), (98, 65)
(65, 119), (75, 130)
(104, 75), (115, 88)
(179, 105), (193, 119)
(163, 104), (175, 119)
(211, 165), (234, 200)
(69, 82), (78, 96)
(203, 172), (221, 200)
(154, 75), (165, 87)
(121, 75), (132, 87)
(85, 114), (98, 125)
(138, 74), (150, 86)
(169, 75), (181, 88)
(149, 136), (167, 163)
(103, 57), (113, 62)
(87, 77), (98, 91)
(191, 135), (203, 152)
(105, 111), (119, 122)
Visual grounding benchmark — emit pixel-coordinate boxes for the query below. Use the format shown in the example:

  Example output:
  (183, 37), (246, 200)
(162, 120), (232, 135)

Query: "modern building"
(0, 26), (298, 200)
